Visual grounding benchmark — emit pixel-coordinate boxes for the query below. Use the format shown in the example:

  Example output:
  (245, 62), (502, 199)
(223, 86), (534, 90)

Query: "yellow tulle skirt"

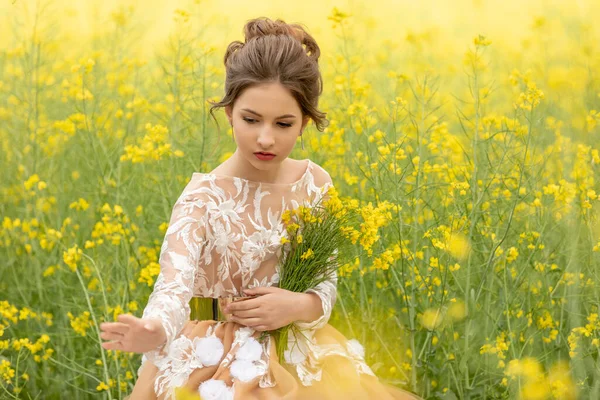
(125, 298), (421, 400)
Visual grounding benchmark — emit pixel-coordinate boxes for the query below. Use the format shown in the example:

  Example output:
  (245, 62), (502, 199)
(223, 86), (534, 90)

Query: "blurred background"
(1, 0), (600, 398)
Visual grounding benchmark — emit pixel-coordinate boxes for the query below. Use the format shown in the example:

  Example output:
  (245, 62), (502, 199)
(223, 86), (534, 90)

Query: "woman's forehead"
(235, 83), (300, 115)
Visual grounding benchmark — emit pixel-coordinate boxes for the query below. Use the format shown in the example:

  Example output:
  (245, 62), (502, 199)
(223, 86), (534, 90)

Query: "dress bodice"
(141, 159), (337, 361)
(181, 158), (332, 297)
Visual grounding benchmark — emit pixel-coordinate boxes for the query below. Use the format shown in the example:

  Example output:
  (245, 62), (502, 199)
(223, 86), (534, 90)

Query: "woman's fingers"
(99, 314), (139, 336)
(99, 315), (138, 352)
(100, 322), (129, 334)
(230, 316), (263, 328)
(231, 308), (261, 319)
(100, 331), (123, 341)
(117, 313), (138, 325)
(101, 340), (123, 351)
(226, 298), (261, 313)
(99, 315), (165, 354)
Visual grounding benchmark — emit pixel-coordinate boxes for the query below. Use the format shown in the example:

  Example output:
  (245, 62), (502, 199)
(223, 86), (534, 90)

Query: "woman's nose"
(257, 128), (275, 147)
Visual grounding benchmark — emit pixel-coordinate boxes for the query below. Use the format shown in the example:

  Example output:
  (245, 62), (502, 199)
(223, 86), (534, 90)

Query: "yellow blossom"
(300, 248), (314, 260)
(420, 308), (443, 330)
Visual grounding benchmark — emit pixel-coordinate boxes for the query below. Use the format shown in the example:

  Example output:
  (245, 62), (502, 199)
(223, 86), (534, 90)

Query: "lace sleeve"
(140, 186), (206, 363)
(293, 263), (338, 330)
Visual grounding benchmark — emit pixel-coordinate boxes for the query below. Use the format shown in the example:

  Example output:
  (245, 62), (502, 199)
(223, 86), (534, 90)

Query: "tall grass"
(1, 0), (600, 398)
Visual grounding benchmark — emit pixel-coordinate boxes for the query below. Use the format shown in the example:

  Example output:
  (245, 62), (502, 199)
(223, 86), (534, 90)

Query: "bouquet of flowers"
(267, 185), (363, 364)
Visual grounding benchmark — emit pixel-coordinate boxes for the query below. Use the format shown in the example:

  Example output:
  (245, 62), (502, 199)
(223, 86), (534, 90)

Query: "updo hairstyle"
(208, 17), (328, 133)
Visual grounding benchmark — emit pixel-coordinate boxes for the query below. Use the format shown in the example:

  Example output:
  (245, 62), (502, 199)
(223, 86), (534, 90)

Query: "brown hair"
(209, 17), (328, 133)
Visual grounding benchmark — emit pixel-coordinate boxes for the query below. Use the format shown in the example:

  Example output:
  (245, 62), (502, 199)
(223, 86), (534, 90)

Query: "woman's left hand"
(223, 287), (320, 331)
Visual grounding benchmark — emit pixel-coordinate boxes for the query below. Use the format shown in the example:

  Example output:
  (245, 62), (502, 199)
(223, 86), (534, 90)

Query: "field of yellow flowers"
(2, 0), (600, 398)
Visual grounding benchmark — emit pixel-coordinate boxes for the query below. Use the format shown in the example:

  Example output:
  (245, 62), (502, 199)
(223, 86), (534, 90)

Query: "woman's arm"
(140, 186), (207, 361)
(101, 183), (207, 359)
(292, 267), (338, 330)
(225, 286), (323, 331)
(224, 253), (339, 331)
(295, 292), (327, 323)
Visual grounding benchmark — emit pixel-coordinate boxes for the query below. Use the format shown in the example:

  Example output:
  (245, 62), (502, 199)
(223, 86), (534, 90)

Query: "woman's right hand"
(100, 314), (167, 354)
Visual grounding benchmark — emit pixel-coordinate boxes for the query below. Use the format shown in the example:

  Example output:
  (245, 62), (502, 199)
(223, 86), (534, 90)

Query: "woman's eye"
(242, 118), (291, 128)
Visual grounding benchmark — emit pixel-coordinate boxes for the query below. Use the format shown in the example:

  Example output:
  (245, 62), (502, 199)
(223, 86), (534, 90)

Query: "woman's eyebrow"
(241, 108), (296, 119)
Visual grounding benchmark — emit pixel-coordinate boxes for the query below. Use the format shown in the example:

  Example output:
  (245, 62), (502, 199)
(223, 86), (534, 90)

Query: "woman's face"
(225, 81), (309, 171)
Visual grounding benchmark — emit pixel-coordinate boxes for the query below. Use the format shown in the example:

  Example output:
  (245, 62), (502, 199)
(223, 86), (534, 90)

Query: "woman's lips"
(255, 153), (276, 161)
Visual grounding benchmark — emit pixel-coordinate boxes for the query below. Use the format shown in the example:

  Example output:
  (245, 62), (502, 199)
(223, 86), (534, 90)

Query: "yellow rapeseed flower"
(286, 223), (300, 234)
(447, 233), (471, 260)
(447, 300), (466, 321)
(327, 7), (351, 27)
(474, 34), (492, 46)
(282, 210), (291, 224)
(300, 248), (314, 260)
(420, 308), (443, 330)
(67, 311), (93, 337)
(62, 245), (83, 272)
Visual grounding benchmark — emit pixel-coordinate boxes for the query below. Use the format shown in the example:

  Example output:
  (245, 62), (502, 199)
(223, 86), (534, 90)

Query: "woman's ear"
(225, 105), (233, 124)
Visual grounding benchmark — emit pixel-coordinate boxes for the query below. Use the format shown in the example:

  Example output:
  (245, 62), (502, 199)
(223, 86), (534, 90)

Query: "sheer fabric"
(129, 159), (419, 400)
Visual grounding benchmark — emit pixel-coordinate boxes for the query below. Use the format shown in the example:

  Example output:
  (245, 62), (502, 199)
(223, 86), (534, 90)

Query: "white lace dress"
(126, 159), (420, 400)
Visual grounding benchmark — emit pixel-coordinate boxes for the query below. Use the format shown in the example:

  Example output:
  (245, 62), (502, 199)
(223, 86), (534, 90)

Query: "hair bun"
(244, 18), (300, 42)
(243, 17), (320, 61)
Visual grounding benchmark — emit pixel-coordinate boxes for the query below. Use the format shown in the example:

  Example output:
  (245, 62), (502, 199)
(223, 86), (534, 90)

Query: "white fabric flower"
(235, 337), (262, 362)
(346, 339), (365, 359)
(230, 359), (267, 382)
(156, 335), (203, 394)
(198, 379), (234, 400)
(233, 326), (255, 344)
(193, 335), (224, 366)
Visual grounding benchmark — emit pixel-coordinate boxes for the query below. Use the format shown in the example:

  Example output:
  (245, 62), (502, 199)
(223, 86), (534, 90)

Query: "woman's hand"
(99, 314), (166, 354)
(223, 287), (323, 331)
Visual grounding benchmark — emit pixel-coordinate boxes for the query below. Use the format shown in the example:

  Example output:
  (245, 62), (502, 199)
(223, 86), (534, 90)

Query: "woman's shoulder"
(307, 158), (333, 187)
(174, 171), (223, 203)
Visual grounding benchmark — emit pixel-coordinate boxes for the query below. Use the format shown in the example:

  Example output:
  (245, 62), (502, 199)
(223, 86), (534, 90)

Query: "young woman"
(99, 17), (420, 400)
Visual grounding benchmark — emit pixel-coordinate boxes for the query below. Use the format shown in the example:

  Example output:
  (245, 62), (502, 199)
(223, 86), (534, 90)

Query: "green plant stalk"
(270, 197), (364, 363)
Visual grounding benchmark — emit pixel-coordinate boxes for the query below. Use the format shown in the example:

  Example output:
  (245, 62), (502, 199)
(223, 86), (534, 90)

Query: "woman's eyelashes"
(242, 117), (292, 128)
